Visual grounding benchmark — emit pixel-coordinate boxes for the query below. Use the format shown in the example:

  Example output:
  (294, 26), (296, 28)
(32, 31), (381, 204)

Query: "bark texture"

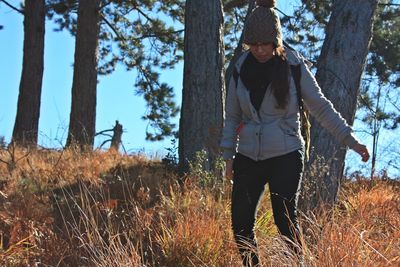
(66, 0), (101, 149)
(12, 0), (45, 146)
(179, 0), (225, 172)
(302, 0), (379, 209)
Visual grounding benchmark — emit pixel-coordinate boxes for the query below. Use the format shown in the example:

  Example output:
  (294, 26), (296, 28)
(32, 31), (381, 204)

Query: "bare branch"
(99, 139), (111, 149)
(353, 129), (373, 136)
(0, 0), (24, 15)
(95, 128), (114, 136)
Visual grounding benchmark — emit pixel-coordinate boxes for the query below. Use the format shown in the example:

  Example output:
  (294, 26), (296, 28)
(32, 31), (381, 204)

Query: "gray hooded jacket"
(220, 49), (359, 161)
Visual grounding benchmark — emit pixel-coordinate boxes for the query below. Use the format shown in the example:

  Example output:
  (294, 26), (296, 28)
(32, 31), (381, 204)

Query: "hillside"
(0, 147), (399, 266)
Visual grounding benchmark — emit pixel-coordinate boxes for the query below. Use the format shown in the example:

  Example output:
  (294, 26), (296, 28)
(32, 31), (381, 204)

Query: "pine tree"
(11, 0), (45, 146)
(48, 0), (184, 145)
(303, 0), (380, 208)
(65, 0), (101, 148)
(178, 0), (225, 172)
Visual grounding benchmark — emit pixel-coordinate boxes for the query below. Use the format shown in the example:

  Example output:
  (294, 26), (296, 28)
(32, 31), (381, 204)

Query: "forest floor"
(0, 147), (399, 266)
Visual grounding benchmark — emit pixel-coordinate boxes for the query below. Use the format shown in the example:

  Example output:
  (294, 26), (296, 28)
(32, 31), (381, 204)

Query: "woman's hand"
(225, 159), (234, 180)
(352, 143), (370, 162)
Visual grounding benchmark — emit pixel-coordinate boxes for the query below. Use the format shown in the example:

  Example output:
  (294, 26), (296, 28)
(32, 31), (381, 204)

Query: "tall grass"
(254, 180), (400, 267)
(0, 147), (398, 266)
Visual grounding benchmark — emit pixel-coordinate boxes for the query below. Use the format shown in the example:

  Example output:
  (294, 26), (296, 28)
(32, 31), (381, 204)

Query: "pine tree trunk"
(302, 0), (379, 210)
(12, 0), (45, 146)
(179, 0), (225, 172)
(66, 0), (101, 149)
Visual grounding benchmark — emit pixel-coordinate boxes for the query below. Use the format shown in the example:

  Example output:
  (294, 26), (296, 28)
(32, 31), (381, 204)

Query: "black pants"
(231, 150), (304, 267)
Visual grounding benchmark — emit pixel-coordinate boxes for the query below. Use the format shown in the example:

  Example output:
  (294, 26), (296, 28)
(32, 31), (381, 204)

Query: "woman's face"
(249, 43), (274, 63)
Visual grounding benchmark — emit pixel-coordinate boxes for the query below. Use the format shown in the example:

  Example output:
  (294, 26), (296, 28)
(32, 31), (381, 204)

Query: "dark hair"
(271, 46), (289, 109)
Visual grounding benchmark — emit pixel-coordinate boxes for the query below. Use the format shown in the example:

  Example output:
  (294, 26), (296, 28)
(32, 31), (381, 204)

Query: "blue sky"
(0, 1), (296, 157)
(0, 1), (398, 176)
(0, 1), (183, 158)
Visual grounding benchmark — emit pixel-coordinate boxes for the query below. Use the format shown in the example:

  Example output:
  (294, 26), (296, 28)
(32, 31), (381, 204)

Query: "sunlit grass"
(0, 146), (398, 266)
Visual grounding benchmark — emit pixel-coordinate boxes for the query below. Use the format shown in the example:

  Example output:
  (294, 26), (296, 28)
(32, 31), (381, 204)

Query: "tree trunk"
(301, 0), (379, 210)
(12, 0), (45, 146)
(110, 120), (123, 151)
(66, 0), (101, 149)
(178, 0), (225, 172)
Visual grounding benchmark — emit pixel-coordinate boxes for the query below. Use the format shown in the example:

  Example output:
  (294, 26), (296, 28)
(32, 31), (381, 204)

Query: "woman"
(220, 0), (370, 266)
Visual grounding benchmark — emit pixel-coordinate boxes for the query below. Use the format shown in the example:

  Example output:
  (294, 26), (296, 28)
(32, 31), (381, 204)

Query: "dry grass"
(0, 145), (151, 190)
(156, 182), (239, 267)
(255, 181), (400, 267)
(0, 146), (399, 266)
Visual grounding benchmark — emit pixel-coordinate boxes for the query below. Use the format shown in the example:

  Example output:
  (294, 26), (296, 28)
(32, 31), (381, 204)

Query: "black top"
(240, 52), (275, 111)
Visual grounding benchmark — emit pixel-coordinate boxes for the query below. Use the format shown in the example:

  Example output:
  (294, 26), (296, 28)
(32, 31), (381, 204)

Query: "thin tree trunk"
(12, 0), (45, 146)
(370, 83), (382, 180)
(179, 0), (225, 172)
(110, 120), (123, 151)
(302, 0), (379, 210)
(371, 127), (378, 179)
(66, 0), (101, 149)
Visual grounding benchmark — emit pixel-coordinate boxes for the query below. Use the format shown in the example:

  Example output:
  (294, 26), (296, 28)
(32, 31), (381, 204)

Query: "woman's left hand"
(352, 143), (370, 162)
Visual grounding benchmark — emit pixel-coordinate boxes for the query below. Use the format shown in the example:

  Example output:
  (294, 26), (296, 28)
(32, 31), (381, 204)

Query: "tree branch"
(224, 0), (247, 12)
(389, 98), (400, 113)
(99, 1), (112, 11)
(0, 158), (8, 165)
(139, 29), (184, 39)
(0, 0), (24, 15)
(353, 129), (373, 136)
(276, 7), (294, 19)
(100, 14), (125, 41)
(136, 7), (154, 23)
(378, 3), (400, 7)
(359, 93), (378, 115)
(99, 139), (111, 149)
(95, 128), (114, 136)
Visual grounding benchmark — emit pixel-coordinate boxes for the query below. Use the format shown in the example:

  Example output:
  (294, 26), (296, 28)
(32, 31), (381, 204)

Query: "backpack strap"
(290, 64), (304, 111)
(290, 64), (311, 161)
(230, 50), (248, 87)
(232, 65), (240, 87)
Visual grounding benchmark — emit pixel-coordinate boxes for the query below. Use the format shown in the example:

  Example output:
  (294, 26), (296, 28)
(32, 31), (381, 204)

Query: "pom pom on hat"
(256, 0), (276, 8)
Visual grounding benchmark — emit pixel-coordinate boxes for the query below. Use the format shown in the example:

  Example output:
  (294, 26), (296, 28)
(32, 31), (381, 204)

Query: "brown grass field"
(0, 147), (398, 266)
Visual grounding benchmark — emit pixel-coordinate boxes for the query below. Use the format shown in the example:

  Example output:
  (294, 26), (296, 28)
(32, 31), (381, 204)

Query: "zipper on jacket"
(257, 128), (262, 161)
(254, 122), (262, 161)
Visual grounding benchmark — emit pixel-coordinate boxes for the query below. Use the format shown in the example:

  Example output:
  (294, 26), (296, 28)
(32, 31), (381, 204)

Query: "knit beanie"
(243, 0), (283, 47)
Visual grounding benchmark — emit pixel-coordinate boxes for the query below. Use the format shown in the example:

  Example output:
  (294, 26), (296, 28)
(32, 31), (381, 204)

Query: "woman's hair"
(240, 44), (290, 109)
(271, 46), (289, 109)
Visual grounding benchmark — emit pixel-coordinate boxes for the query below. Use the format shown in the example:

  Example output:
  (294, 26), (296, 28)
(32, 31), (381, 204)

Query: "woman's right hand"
(225, 159), (234, 180)
(352, 143), (370, 162)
